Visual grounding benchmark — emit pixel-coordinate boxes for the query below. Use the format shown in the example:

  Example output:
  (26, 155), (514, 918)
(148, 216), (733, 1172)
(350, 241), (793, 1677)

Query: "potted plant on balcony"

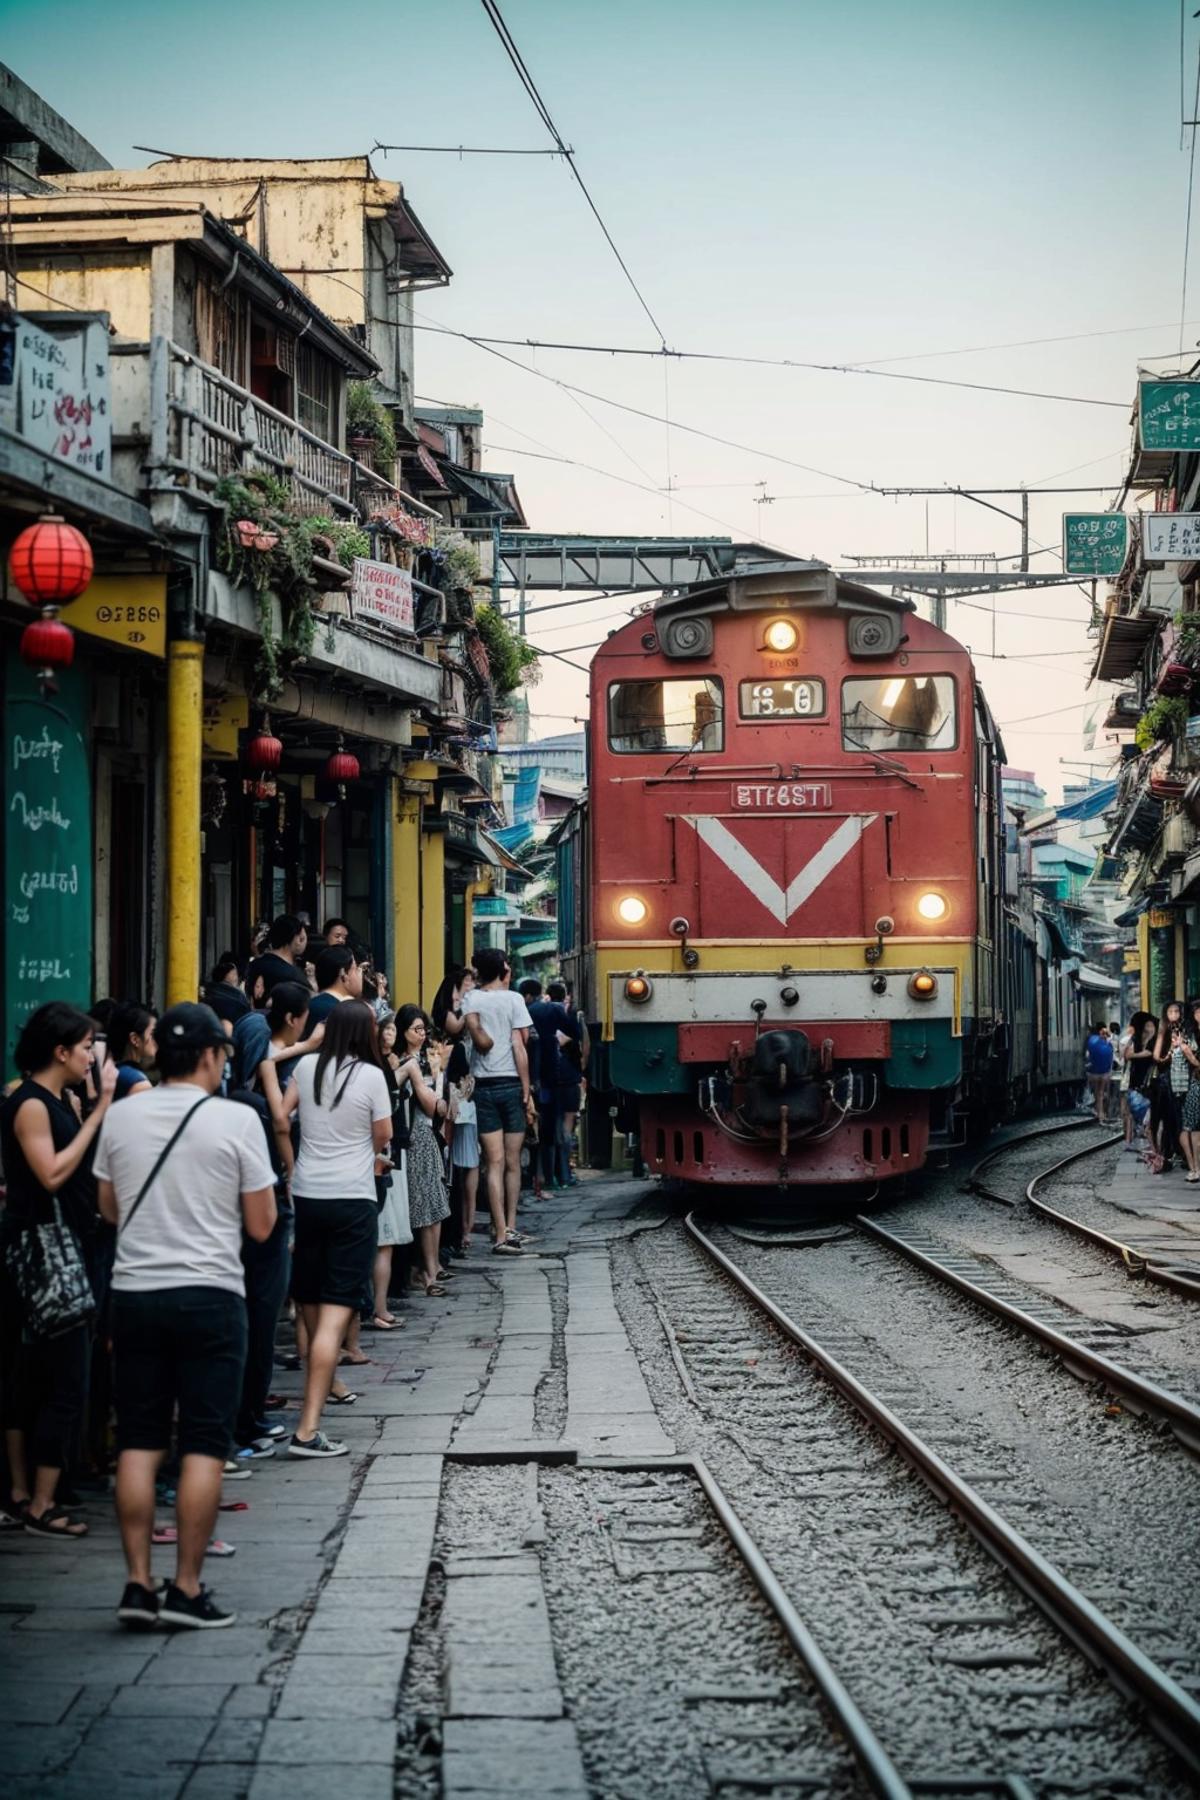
(346, 383), (397, 478)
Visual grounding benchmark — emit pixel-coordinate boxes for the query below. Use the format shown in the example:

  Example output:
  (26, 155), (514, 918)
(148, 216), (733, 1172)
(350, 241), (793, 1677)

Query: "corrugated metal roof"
(1091, 609), (1157, 682)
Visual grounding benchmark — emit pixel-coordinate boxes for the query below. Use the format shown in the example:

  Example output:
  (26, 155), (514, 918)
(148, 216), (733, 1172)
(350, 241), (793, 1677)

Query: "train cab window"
(841, 674), (957, 753)
(607, 678), (724, 754)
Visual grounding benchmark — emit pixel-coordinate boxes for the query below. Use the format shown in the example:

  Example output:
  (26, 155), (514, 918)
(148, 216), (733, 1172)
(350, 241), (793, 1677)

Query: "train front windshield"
(841, 674), (957, 753)
(608, 678), (724, 753)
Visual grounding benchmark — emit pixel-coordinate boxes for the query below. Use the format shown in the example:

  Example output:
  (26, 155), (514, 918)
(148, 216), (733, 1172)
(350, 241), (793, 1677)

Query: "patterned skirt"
(406, 1113), (450, 1229)
(1183, 1078), (1200, 1135)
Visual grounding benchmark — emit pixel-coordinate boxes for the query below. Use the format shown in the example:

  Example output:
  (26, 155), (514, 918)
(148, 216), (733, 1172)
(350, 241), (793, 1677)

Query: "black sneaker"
(157, 1583), (236, 1630)
(252, 1421), (287, 1440)
(117, 1581), (160, 1630)
(287, 1430), (348, 1459)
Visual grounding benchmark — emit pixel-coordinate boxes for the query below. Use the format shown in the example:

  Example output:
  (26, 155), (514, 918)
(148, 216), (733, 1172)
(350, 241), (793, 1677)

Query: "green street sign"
(1139, 380), (1200, 453)
(1062, 512), (1129, 577)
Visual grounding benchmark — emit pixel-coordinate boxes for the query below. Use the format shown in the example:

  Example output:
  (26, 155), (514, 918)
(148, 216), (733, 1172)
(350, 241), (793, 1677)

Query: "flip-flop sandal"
(423, 1283), (447, 1297)
(372, 1316), (400, 1330)
(327, 1390), (359, 1406)
(151, 1526), (237, 1555)
(24, 1506), (88, 1538)
(218, 1500), (250, 1512)
(337, 1353), (370, 1367)
(0, 1499), (29, 1528)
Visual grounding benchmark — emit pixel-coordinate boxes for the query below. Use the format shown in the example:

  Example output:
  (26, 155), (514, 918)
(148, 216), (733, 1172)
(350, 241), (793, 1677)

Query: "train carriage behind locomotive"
(556, 560), (1066, 1190)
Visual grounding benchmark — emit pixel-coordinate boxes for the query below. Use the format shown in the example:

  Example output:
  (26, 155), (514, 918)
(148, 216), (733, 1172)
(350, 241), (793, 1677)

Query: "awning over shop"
(1090, 608), (1158, 683)
(1074, 963), (1122, 994)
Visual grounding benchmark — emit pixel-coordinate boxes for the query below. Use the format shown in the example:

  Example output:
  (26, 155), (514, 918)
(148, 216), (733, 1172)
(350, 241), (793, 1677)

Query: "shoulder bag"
(5, 1192), (96, 1340)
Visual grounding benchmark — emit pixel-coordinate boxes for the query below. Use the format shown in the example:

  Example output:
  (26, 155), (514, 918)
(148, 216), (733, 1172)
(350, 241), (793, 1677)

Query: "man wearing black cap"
(95, 1003), (276, 1630)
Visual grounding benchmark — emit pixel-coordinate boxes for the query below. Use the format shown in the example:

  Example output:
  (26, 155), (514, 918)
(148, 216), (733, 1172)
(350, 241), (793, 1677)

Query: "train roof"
(655, 558), (915, 620)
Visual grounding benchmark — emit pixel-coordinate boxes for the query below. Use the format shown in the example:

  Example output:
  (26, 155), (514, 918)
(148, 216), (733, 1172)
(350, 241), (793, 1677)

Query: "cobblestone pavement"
(0, 1173), (666, 1799)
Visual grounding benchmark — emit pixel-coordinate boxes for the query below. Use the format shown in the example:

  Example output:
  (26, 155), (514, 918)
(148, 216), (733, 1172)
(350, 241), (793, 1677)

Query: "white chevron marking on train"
(679, 813), (878, 925)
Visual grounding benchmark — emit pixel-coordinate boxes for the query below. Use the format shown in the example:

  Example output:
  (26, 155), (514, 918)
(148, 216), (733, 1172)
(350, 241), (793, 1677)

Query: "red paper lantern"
(20, 615), (76, 688)
(324, 747), (360, 785)
(245, 726), (284, 773)
(9, 516), (94, 606)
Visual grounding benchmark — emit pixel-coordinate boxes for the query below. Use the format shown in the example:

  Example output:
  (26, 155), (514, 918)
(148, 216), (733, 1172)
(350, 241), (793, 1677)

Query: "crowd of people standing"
(1090, 1006), (1200, 1179)
(0, 918), (589, 1631)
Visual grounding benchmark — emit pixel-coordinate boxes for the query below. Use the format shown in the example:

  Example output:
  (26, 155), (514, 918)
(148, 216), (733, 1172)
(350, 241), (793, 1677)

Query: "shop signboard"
(59, 574), (167, 657)
(2, 661), (92, 1073)
(1062, 512), (1129, 577)
(351, 558), (414, 636)
(1141, 512), (1200, 562)
(8, 312), (111, 478)
(1139, 379), (1200, 454)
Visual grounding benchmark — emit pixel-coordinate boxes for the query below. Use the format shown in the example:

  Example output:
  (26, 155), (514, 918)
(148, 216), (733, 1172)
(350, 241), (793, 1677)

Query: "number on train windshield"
(739, 678), (825, 720)
(841, 675), (957, 752)
(607, 678), (724, 754)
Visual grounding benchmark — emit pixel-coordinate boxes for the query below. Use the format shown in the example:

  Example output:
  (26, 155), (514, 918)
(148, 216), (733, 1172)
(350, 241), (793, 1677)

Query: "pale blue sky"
(4, 0), (1190, 790)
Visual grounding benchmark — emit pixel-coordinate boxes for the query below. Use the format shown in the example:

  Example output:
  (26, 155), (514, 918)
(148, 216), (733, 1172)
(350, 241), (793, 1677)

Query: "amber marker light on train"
(916, 891), (949, 922)
(762, 618), (799, 653)
(617, 894), (648, 926)
(625, 973), (653, 1003)
(908, 970), (938, 999)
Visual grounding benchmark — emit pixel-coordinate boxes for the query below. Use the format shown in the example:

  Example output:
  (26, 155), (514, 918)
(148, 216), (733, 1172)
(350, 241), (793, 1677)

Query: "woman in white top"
(281, 1001), (392, 1458)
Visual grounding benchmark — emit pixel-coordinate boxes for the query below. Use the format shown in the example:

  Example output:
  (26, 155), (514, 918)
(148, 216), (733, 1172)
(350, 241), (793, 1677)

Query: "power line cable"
(411, 321), (1125, 409)
(479, 0), (667, 346)
(1184, 31), (1200, 352)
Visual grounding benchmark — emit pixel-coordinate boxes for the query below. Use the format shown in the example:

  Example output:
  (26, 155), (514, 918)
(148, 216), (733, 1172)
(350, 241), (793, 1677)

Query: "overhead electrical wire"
(1183, 25), (1200, 352)
(411, 321), (1126, 409)
(478, 0), (667, 347)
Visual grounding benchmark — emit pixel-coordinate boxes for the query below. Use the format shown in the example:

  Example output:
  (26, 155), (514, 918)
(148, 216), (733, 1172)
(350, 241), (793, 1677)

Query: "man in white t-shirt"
(95, 1003), (276, 1633)
(464, 947), (534, 1253)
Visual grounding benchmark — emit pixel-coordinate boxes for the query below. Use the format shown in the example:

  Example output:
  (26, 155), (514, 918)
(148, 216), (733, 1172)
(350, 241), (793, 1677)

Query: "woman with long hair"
(371, 1015), (412, 1328)
(430, 967), (490, 1049)
(1119, 1010), (1156, 1151)
(281, 1001), (392, 1458)
(1153, 1000), (1189, 1173)
(0, 1002), (117, 1534)
(107, 1002), (157, 1100)
(394, 1005), (452, 1296)
(1178, 1000), (1200, 1183)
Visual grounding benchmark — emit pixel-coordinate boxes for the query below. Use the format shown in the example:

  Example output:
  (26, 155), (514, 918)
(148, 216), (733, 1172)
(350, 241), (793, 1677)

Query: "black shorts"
(474, 1079), (526, 1136)
(292, 1195), (378, 1307)
(556, 1083), (582, 1115)
(112, 1286), (247, 1462)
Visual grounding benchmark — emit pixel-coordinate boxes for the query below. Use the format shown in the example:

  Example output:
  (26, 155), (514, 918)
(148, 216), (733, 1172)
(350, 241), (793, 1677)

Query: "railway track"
(629, 1212), (1200, 1791)
(969, 1119), (1200, 1301)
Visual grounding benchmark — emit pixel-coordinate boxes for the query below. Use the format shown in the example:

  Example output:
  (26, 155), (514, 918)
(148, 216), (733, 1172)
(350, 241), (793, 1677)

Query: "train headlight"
(617, 894), (648, 926)
(625, 973), (653, 1003)
(908, 970), (938, 1000)
(763, 618), (799, 654)
(916, 891), (948, 922)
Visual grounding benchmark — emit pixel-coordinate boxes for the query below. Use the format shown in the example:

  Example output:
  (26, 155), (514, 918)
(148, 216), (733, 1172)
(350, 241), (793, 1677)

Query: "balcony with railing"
(109, 338), (442, 528)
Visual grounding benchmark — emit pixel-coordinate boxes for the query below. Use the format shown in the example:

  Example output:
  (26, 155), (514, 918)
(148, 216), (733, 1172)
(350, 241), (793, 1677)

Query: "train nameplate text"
(732, 782), (832, 809)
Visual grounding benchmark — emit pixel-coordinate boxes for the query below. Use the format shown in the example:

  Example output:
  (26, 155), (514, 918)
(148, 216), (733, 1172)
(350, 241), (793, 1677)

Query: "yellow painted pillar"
(420, 822), (445, 1008)
(391, 785), (421, 1006)
(462, 879), (479, 965)
(165, 638), (205, 1005)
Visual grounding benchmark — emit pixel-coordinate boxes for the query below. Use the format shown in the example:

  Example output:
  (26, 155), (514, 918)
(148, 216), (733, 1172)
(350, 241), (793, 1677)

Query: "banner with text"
(351, 558), (414, 636)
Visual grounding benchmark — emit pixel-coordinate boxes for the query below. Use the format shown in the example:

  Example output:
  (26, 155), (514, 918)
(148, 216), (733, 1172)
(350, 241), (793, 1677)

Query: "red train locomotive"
(557, 559), (1020, 1190)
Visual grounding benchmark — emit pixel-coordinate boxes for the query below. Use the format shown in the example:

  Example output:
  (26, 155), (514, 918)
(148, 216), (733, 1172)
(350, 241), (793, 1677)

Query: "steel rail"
(967, 1115), (1116, 1201)
(970, 1118), (1200, 1301)
(1025, 1140), (1200, 1302)
(689, 1454), (913, 1800)
(856, 1212), (1200, 1453)
(684, 1210), (1200, 1777)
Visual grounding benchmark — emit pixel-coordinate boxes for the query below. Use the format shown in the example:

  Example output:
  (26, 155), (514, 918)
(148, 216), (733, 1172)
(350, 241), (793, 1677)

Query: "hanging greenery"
(213, 473), (324, 701)
(474, 603), (540, 699)
(433, 526), (483, 592)
(1134, 694), (1189, 751)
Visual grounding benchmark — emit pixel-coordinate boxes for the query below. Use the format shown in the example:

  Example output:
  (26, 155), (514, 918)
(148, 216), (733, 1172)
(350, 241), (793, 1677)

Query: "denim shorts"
(474, 1079), (527, 1136)
(113, 1285), (247, 1461)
